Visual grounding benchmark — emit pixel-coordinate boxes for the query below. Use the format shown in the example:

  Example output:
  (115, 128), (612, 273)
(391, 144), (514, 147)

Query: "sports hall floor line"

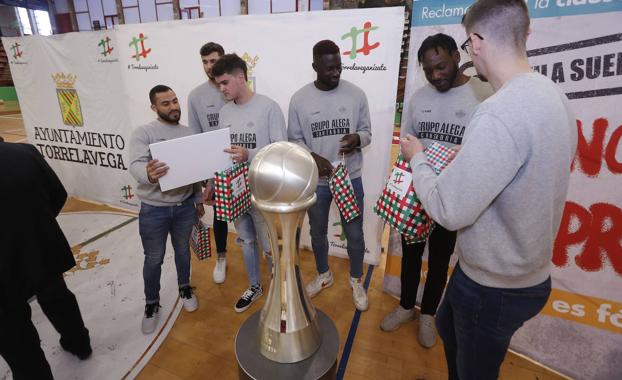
(336, 264), (375, 380)
(69, 215), (138, 248)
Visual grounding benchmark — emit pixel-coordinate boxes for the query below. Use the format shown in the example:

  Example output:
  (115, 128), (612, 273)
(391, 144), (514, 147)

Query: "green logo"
(10, 42), (23, 59)
(341, 21), (380, 60)
(98, 36), (114, 57)
(332, 221), (347, 241)
(129, 33), (152, 61)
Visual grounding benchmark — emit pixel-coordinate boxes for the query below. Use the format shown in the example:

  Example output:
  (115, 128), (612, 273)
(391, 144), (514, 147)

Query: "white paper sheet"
(149, 128), (232, 192)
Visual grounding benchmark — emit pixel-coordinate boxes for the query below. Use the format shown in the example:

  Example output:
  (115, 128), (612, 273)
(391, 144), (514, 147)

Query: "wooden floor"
(0, 102), (27, 143)
(5, 112), (568, 379)
(134, 237), (567, 380)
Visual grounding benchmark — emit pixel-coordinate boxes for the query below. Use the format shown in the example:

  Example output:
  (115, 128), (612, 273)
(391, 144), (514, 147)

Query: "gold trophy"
(248, 141), (322, 363)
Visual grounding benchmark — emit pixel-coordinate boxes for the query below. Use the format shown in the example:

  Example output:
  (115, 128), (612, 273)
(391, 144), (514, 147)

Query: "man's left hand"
(224, 145), (249, 164)
(339, 134), (361, 155)
(196, 203), (205, 218)
(400, 134), (424, 161)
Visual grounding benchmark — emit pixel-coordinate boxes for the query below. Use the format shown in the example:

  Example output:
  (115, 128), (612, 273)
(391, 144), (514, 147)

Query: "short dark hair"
(462, 0), (529, 52)
(211, 53), (248, 81)
(149, 84), (173, 105)
(313, 40), (340, 58)
(417, 33), (458, 64)
(199, 42), (224, 57)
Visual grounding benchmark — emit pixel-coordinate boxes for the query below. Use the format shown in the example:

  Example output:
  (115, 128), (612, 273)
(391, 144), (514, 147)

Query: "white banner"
(4, 7), (404, 265)
(384, 1), (622, 378)
(3, 31), (137, 208)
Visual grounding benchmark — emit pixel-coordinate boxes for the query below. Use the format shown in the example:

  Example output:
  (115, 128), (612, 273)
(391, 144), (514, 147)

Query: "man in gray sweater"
(212, 54), (287, 313)
(187, 42), (230, 286)
(129, 85), (204, 334)
(401, 0), (577, 378)
(288, 40), (371, 311)
(381, 33), (492, 348)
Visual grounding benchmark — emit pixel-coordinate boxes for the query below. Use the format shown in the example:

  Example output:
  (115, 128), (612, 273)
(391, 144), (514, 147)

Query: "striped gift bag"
(329, 162), (361, 222)
(190, 220), (211, 260)
(214, 162), (252, 223)
(374, 154), (435, 243)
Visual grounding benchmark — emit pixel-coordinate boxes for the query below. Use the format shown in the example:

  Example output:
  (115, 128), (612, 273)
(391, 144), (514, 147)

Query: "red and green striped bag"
(190, 220), (211, 260)
(329, 162), (361, 222)
(214, 162), (252, 223)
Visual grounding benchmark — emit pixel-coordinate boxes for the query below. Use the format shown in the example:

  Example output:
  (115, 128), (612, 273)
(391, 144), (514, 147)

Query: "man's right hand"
(203, 182), (215, 205)
(311, 152), (334, 178)
(146, 159), (169, 183)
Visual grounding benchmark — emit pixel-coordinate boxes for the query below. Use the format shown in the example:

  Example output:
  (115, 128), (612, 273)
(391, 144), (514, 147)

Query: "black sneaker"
(234, 284), (263, 313)
(141, 303), (161, 334)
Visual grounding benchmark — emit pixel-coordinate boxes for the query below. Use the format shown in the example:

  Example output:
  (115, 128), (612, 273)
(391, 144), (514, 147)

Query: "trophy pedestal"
(235, 309), (338, 380)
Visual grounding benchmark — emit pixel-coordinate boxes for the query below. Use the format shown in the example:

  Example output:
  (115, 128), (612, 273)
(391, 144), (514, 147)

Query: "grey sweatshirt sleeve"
(269, 103), (287, 143)
(129, 127), (152, 185)
(400, 97), (415, 138)
(187, 96), (202, 135)
(287, 96), (311, 151)
(356, 93), (372, 148)
(410, 113), (523, 231)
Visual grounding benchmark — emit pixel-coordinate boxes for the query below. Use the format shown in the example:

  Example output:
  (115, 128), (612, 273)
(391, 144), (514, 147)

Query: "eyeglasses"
(460, 33), (484, 53)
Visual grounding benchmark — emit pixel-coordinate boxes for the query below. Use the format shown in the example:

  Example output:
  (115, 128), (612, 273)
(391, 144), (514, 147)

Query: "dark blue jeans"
(436, 264), (551, 380)
(139, 199), (196, 303)
(307, 177), (365, 278)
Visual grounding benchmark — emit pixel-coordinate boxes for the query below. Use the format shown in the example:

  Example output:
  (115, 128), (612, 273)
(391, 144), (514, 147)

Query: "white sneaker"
(418, 314), (437, 348)
(306, 270), (334, 298)
(349, 277), (369, 311)
(380, 306), (416, 332)
(179, 286), (198, 312)
(213, 257), (226, 284)
(141, 303), (161, 334)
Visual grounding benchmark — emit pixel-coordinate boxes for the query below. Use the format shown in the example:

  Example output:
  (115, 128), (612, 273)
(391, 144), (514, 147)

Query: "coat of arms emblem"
(52, 73), (84, 127)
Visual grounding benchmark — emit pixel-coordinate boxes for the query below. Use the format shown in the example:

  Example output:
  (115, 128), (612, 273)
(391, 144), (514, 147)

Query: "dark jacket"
(0, 142), (76, 313)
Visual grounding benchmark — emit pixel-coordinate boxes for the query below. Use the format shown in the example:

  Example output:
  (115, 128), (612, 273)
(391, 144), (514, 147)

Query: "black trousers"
(213, 205), (228, 254)
(0, 276), (90, 380)
(400, 224), (456, 315)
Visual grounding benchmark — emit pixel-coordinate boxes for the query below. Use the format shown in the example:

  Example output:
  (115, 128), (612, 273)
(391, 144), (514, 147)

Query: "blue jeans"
(436, 264), (551, 380)
(139, 198), (196, 303)
(233, 206), (272, 287)
(307, 177), (365, 278)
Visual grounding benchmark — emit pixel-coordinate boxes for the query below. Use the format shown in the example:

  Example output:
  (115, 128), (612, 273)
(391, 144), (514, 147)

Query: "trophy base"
(235, 309), (339, 380)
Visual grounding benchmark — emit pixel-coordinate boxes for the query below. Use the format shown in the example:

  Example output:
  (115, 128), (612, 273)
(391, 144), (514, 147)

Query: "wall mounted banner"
(383, 1), (622, 378)
(3, 7), (405, 266)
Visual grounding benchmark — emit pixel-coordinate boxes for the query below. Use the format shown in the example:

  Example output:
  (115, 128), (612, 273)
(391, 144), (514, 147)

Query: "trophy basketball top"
(249, 141), (318, 213)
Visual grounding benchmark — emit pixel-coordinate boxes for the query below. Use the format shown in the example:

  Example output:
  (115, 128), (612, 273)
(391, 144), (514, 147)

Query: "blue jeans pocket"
(498, 278), (551, 333)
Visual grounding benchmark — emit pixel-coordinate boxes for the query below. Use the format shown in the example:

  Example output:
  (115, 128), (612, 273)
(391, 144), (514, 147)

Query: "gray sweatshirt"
(129, 119), (202, 206)
(187, 80), (226, 134)
(401, 77), (492, 148)
(287, 80), (372, 184)
(219, 93), (287, 161)
(410, 72), (577, 288)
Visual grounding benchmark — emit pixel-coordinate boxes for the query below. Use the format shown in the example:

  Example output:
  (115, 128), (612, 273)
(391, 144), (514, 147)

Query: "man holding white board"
(129, 85), (203, 334)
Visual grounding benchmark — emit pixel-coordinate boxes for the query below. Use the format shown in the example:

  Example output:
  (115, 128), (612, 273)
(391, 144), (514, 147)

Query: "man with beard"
(401, 0), (576, 377)
(212, 54), (286, 313)
(287, 40), (371, 312)
(187, 42), (229, 285)
(380, 34), (491, 348)
(129, 85), (204, 334)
